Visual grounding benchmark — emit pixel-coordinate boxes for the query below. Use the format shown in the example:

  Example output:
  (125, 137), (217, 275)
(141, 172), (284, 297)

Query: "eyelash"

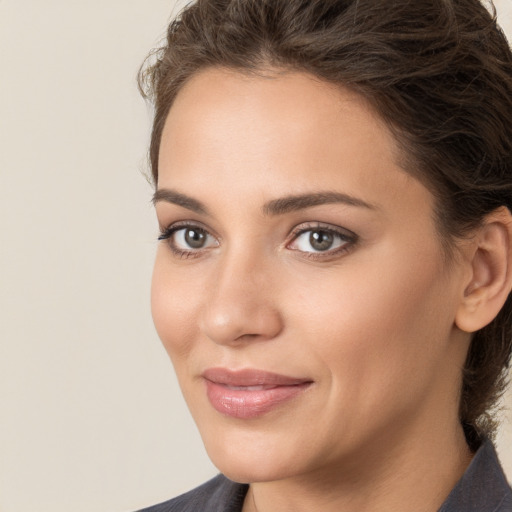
(157, 222), (358, 261)
(158, 222), (217, 260)
(288, 223), (357, 260)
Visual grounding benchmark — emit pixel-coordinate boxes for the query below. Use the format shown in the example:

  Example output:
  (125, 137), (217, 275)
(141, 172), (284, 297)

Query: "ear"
(455, 206), (512, 333)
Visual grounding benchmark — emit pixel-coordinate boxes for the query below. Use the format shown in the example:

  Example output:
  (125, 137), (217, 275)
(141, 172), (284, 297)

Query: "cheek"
(150, 250), (202, 362)
(287, 244), (456, 408)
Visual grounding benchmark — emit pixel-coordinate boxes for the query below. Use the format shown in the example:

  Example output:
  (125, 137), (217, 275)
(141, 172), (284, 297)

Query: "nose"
(199, 253), (283, 347)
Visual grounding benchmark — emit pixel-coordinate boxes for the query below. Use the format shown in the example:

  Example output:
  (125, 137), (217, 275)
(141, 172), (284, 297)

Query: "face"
(151, 68), (471, 484)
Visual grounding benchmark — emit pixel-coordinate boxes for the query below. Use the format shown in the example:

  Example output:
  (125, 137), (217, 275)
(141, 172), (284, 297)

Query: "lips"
(202, 368), (313, 419)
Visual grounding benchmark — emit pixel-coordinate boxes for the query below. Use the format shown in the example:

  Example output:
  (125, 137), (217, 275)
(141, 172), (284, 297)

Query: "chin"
(211, 456), (294, 484)
(201, 427), (306, 484)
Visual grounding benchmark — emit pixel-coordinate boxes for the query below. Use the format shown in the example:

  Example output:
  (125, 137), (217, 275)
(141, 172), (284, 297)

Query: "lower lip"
(205, 380), (311, 419)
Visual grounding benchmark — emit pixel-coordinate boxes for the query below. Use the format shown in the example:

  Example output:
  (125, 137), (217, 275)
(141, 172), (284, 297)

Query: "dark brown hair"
(139, 0), (512, 450)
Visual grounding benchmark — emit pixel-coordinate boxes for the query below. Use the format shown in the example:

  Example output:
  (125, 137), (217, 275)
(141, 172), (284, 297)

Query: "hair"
(139, 0), (512, 450)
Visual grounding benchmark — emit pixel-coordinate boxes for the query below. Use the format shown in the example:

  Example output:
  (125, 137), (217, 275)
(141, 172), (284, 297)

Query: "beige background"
(0, 1), (511, 511)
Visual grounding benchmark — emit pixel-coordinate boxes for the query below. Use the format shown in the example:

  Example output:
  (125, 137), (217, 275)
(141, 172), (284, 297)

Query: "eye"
(158, 224), (219, 256)
(288, 225), (355, 255)
(173, 227), (212, 249)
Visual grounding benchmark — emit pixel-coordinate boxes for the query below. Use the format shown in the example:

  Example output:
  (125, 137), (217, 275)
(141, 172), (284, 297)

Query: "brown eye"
(309, 230), (334, 251)
(158, 225), (219, 253)
(184, 228), (208, 249)
(288, 226), (354, 255)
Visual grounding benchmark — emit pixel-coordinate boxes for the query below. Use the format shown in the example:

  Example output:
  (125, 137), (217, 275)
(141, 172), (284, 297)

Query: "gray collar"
(438, 439), (512, 512)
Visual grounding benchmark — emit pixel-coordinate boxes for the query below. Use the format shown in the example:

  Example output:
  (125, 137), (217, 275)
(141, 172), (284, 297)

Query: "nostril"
(235, 333), (261, 342)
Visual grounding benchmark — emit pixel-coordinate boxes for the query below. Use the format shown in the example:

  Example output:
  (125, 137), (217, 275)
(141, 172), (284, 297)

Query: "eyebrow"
(152, 189), (210, 215)
(152, 188), (377, 216)
(263, 191), (377, 216)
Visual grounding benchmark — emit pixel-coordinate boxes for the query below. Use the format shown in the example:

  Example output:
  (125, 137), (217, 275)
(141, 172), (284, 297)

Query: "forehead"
(162, 67), (396, 155)
(158, 67), (433, 223)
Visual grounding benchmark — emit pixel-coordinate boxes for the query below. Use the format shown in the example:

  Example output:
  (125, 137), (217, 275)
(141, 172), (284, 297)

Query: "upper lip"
(202, 367), (312, 387)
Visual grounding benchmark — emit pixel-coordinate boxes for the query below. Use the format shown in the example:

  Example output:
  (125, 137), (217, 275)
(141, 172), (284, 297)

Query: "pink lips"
(202, 368), (312, 419)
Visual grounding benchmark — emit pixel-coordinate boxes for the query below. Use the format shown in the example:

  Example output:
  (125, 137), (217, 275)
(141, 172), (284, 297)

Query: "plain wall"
(0, 1), (511, 511)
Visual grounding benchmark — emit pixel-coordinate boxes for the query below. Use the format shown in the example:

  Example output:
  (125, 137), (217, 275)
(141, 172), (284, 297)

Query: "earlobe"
(455, 207), (512, 333)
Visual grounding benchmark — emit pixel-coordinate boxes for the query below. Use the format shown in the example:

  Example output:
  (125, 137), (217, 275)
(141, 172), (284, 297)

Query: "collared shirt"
(439, 440), (511, 512)
(138, 439), (512, 511)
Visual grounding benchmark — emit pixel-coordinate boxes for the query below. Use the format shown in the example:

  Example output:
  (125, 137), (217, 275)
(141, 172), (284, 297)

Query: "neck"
(242, 421), (473, 512)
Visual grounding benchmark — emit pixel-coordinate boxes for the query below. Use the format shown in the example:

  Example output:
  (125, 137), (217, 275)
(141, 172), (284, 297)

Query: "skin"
(151, 68), (486, 512)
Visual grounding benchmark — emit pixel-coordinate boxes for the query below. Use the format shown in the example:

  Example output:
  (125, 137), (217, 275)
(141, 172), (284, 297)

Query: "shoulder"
(135, 474), (249, 512)
(439, 439), (512, 512)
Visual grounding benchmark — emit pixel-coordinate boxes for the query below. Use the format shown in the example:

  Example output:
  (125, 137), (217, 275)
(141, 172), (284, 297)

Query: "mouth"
(202, 368), (313, 419)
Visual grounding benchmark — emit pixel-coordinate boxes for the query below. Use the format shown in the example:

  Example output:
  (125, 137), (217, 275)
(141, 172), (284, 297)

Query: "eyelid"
(288, 222), (357, 241)
(286, 222), (358, 258)
(158, 221), (220, 258)
(158, 220), (219, 240)
(157, 220), (357, 260)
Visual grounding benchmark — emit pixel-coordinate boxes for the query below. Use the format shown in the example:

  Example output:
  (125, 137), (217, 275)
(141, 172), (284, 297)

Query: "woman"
(137, 0), (512, 510)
